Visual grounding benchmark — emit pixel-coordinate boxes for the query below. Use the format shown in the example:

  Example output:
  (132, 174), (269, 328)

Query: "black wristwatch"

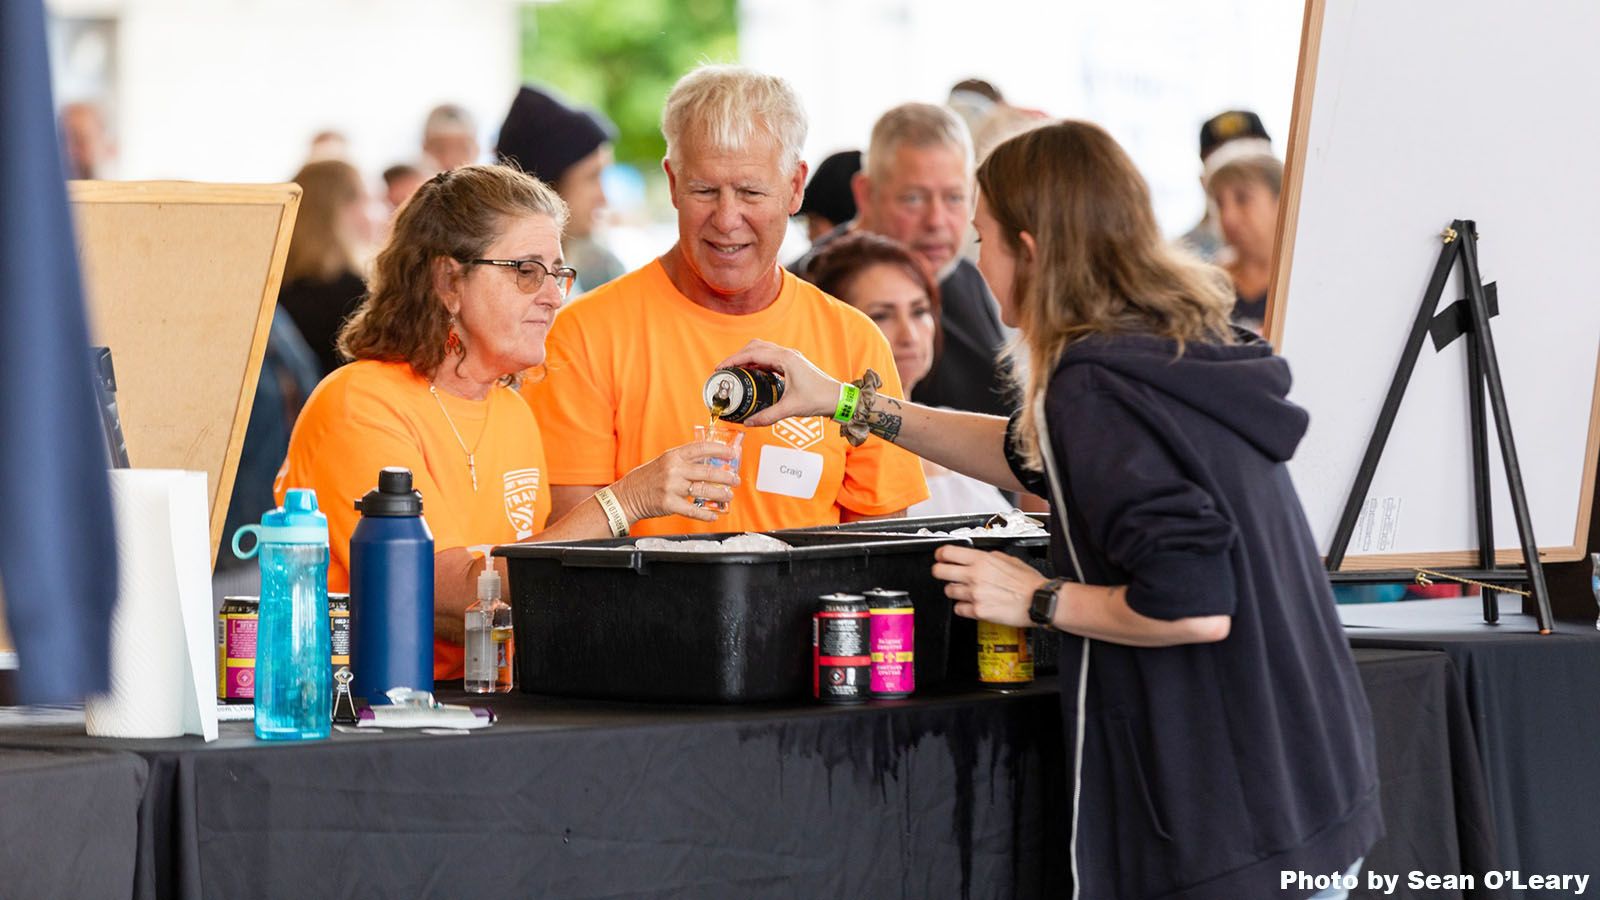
(1030, 578), (1066, 630)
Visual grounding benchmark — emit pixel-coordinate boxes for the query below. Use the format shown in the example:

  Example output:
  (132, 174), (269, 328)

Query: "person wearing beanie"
(496, 86), (625, 295)
(1177, 109), (1273, 263)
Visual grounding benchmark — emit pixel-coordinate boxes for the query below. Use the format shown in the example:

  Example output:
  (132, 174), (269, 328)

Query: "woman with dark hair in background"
(723, 120), (1380, 899)
(806, 231), (1008, 517)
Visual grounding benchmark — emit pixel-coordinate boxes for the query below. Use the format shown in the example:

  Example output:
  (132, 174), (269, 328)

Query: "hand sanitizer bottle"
(465, 565), (514, 693)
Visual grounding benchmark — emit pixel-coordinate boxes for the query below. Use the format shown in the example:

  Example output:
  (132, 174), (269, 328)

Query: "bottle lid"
(355, 466), (425, 517)
(231, 488), (328, 557)
(477, 565), (502, 602)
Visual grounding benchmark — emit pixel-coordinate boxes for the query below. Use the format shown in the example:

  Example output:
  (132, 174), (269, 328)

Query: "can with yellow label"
(977, 620), (1033, 689)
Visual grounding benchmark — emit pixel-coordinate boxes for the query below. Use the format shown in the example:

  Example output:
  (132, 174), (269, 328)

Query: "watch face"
(1030, 582), (1058, 626)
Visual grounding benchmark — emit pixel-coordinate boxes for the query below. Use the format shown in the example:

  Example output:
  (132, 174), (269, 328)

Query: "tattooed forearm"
(864, 396), (904, 443)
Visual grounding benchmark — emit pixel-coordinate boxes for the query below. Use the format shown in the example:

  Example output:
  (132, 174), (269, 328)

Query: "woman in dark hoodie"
(720, 119), (1382, 900)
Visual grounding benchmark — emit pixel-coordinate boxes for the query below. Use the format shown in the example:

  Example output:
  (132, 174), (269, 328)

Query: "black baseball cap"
(796, 150), (862, 226)
(1199, 110), (1270, 161)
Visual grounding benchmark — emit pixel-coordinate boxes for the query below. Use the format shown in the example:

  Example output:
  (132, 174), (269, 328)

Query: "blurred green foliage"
(519, 0), (739, 169)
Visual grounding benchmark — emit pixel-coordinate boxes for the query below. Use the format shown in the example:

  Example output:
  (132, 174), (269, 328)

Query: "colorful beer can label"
(814, 593), (870, 703)
(866, 588), (914, 698)
(216, 595), (259, 702)
(329, 592), (350, 675)
(977, 620), (1034, 686)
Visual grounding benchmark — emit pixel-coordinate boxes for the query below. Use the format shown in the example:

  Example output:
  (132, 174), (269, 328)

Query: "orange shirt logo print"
(772, 416), (825, 451)
(502, 468), (542, 539)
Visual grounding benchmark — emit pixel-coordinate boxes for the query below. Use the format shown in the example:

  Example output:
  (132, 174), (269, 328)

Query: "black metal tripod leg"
(1459, 224), (1555, 633)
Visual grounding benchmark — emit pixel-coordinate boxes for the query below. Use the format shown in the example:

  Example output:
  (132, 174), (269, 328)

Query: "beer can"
(977, 620), (1034, 690)
(864, 588), (914, 698)
(216, 595), (259, 703)
(704, 366), (785, 423)
(329, 592), (351, 677)
(813, 593), (870, 704)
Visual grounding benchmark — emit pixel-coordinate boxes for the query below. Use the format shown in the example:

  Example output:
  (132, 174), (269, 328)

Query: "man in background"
(495, 85), (625, 294)
(421, 103), (480, 171)
(793, 149), (860, 243)
(795, 103), (1012, 419)
(58, 100), (115, 179)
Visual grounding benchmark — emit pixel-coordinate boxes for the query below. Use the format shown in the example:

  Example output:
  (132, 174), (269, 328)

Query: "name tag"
(755, 445), (824, 499)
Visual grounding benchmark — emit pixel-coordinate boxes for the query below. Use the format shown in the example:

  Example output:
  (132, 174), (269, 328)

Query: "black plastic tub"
(493, 531), (970, 703)
(775, 514), (1060, 679)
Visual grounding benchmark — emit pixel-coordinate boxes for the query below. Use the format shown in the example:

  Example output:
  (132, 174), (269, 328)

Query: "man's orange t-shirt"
(275, 360), (551, 679)
(523, 260), (928, 535)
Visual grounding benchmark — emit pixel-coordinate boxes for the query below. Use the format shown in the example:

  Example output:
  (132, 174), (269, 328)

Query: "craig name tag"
(756, 445), (824, 499)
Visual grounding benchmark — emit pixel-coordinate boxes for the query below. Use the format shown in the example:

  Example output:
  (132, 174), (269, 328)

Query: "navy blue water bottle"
(349, 467), (435, 704)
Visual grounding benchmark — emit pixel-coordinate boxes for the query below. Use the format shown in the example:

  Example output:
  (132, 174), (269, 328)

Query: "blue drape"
(0, 0), (119, 703)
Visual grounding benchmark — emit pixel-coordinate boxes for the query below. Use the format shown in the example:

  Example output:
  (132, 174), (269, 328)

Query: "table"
(1344, 596), (1600, 898)
(0, 685), (1067, 900)
(0, 741), (147, 899)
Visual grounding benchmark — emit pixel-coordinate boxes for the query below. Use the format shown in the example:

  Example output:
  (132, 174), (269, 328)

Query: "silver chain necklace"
(428, 384), (489, 492)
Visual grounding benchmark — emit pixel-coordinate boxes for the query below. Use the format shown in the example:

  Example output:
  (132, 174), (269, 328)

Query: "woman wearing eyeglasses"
(275, 165), (736, 680)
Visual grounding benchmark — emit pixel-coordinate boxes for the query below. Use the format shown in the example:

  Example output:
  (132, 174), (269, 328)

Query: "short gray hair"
(661, 65), (807, 173)
(865, 103), (974, 182)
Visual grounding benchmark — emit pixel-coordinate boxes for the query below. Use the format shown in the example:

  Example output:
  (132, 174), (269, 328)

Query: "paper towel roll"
(85, 470), (217, 739)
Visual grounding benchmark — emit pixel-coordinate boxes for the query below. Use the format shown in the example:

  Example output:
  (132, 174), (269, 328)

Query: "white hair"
(865, 102), (975, 181)
(661, 65), (807, 173)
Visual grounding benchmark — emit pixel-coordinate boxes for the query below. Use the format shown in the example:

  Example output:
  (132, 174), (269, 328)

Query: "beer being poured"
(703, 367), (784, 425)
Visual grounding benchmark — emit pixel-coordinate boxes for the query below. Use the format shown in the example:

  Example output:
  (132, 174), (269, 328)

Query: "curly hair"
(336, 164), (568, 381)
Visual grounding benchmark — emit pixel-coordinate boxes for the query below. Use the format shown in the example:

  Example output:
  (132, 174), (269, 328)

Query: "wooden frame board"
(1267, 0), (1600, 570)
(70, 181), (302, 565)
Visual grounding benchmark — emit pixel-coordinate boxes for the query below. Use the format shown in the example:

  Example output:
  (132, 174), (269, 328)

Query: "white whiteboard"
(1270, 0), (1600, 569)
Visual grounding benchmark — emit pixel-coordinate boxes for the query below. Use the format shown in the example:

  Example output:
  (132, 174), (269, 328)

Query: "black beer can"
(704, 366), (785, 423)
(813, 593), (871, 704)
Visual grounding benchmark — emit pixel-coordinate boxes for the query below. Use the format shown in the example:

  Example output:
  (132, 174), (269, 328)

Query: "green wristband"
(833, 383), (861, 423)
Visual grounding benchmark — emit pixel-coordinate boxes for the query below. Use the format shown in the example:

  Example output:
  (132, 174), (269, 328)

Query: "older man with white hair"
(526, 65), (927, 536)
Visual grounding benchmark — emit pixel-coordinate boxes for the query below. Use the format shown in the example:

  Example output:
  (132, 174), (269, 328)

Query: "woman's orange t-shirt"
(275, 360), (551, 680)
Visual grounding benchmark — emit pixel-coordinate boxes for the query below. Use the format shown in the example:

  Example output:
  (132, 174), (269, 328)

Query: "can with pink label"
(216, 595), (259, 702)
(866, 588), (914, 698)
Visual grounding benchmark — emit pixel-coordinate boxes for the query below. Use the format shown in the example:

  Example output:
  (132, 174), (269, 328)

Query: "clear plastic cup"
(693, 425), (744, 514)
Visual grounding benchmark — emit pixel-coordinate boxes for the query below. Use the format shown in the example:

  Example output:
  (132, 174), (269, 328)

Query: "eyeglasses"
(468, 258), (578, 297)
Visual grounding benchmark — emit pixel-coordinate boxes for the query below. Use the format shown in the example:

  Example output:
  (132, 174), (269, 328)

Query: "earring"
(445, 321), (463, 356)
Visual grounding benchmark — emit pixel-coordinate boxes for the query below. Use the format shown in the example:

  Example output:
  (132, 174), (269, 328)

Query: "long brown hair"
(337, 164), (567, 381)
(976, 120), (1234, 468)
(282, 160), (364, 283)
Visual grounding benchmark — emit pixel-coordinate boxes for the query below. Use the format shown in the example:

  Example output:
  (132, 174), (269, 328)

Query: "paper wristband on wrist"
(833, 383), (862, 423)
(594, 487), (629, 537)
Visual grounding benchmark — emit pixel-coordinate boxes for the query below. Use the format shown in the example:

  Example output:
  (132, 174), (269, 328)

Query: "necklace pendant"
(468, 454), (478, 492)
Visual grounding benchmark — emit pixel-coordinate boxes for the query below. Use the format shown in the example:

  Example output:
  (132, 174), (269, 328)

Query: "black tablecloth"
(0, 745), (146, 899)
(1350, 648), (1500, 900)
(1345, 597), (1600, 898)
(0, 686), (1067, 900)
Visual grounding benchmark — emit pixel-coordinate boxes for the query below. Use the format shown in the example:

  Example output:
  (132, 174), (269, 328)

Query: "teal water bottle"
(233, 489), (332, 741)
